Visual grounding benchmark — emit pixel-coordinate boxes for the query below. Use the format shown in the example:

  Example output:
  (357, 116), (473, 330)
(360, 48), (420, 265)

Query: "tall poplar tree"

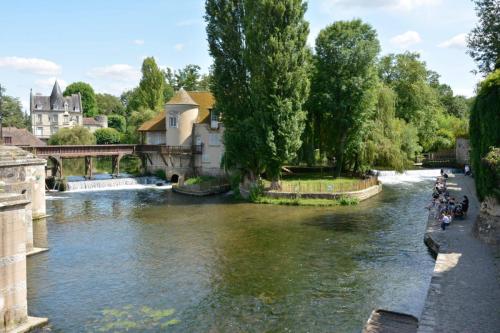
(205, 0), (310, 186)
(137, 57), (165, 112)
(312, 20), (380, 177)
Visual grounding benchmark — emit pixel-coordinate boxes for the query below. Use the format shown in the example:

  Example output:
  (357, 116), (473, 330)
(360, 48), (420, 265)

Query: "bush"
(470, 69), (500, 200)
(154, 169), (166, 180)
(249, 182), (264, 202)
(95, 128), (121, 144)
(338, 196), (359, 206)
(108, 114), (127, 132)
(184, 176), (216, 185)
(48, 126), (96, 145)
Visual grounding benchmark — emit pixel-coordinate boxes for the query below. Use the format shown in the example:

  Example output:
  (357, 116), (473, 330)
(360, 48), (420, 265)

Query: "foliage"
(184, 175), (217, 185)
(253, 195), (358, 206)
(206, 0), (310, 183)
(470, 69), (500, 200)
(94, 128), (121, 144)
(107, 114), (126, 133)
(361, 85), (421, 172)
(136, 57), (165, 112)
(311, 19), (380, 176)
(467, 0), (500, 75)
(154, 169), (166, 180)
(48, 126), (96, 145)
(0, 86), (29, 128)
(63, 82), (98, 117)
(165, 64), (212, 91)
(89, 305), (180, 332)
(122, 107), (159, 143)
(96, 93), (125, 115)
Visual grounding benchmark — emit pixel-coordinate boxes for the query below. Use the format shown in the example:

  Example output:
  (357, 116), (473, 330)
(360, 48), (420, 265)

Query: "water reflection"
(27, 181), (435, 332)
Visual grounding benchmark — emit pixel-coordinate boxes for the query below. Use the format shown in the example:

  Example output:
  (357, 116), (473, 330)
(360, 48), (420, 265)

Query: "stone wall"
(474, 196), (500, 244)
(0, 193), (30, 331)
(455, 138), (470, 165)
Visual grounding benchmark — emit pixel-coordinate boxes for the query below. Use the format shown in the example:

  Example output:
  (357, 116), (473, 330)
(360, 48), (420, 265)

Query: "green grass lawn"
(262, 173), (365, 193)
(184, 175), (217, 185)
(254, 195), (359, 207)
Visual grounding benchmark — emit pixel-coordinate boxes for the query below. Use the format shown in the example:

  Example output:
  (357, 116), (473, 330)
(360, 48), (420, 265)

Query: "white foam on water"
(64, 177), (172, 193)
(376, 169), (441, 185)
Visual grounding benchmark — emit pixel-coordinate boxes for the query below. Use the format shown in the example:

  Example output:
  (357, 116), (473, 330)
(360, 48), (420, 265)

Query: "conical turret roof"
(166, 88), (198, 106)
(50, 80), (64, 109)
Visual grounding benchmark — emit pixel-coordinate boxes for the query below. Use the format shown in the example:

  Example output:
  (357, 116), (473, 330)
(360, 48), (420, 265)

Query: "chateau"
(30, 81), (107, 140)
(138, 88), (225, 181)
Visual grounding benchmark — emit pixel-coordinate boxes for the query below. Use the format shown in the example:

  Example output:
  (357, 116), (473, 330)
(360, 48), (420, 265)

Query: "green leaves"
(64, 82), (98, 117)
(48, 126), (96, 145)
(206, 0), (310, 181)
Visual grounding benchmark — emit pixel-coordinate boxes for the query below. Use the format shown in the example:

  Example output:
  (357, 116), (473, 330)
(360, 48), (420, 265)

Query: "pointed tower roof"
(50, 80), (64, 109)
(166, 88), (198, 106)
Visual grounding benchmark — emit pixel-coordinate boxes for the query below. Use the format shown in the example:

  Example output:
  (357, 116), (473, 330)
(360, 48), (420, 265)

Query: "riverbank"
(419, 174), (500, 332)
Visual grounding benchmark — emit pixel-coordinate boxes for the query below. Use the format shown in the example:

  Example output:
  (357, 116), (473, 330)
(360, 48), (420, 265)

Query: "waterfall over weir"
(65, 177), (171, 192)
(375, 169), (442, 185)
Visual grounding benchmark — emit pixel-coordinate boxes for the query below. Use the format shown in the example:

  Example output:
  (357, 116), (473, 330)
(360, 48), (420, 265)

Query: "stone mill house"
(138, 88), (225, 182)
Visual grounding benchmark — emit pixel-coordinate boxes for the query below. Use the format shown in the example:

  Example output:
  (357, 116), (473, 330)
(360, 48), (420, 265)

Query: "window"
(209, 133), (219, 146)
(64, 115), (69, 124)
(3, 137), (12, 145)
(64, 102), (68, 112)
(169, 116), (178, 128)
(76, 116), (80, 123)
(211, 110), (219, 122)
(36, 127), (43, 136)
(202, 153), (209, 163)
(36, 114), (42, 124)
(51, 114), (59, 123)
(51, 126), (59, 135)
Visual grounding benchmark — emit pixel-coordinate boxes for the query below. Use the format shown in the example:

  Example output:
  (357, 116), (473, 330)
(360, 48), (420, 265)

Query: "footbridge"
(24, 144), (202, 178)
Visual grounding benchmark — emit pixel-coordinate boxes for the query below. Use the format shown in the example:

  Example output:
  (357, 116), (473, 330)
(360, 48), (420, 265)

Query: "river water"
(28, 171), (437, 332)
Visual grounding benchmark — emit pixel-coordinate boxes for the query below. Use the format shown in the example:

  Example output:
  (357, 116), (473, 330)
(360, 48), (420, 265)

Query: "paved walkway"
(418, 174), (500, 333)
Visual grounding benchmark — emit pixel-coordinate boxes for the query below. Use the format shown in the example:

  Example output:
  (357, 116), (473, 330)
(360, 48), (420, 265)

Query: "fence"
(272, 176), (379, 194)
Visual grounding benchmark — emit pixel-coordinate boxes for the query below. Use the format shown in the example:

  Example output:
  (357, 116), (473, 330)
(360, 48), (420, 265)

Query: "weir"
(65, 176), (170, 192)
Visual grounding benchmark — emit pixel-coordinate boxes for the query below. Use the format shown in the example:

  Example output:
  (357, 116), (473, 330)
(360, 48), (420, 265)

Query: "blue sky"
(0, 0), (478, 112)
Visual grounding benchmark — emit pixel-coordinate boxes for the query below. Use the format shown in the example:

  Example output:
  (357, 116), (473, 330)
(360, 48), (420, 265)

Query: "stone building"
(30, 81), (84, 141)
(2, 127), (46, 147)
(455, 137), (470, 165)
(0, 146), (47, 254)
(138, 89), (225, 181)
(83, 115), (108, 133)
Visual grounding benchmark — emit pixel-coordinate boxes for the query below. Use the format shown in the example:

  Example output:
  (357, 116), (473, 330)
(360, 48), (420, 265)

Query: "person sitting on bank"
(440, 212), (452, 230)
(462, 195), (469, 216)
(464, 164), (472, 176)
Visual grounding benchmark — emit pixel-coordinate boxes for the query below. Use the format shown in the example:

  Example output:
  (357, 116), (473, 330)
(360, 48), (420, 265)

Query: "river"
(27, 171), (437, 332)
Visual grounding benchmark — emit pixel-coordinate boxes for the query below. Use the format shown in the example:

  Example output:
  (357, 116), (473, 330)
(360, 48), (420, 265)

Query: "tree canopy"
(64, 82), (98, 117)
(94, 128), (121, 144)
(467, 0), (500, 75)
(96, 93), (125, 115)
(311, 19), (380, 176)
(48, 126), (96, 145)
(206, 0), (310, 183)
(136, 57), (165, 112)
(0, 85), (28, 128)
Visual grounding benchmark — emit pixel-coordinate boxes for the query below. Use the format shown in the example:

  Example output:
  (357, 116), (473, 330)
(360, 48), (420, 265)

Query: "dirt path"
(418, 174), (500, 332)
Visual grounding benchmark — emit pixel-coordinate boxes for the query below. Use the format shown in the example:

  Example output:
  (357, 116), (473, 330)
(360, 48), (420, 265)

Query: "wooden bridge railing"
(24, 144), (204, 157)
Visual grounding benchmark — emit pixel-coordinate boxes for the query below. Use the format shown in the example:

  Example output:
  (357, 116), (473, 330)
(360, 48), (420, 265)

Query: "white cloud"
(438, 33), (467, 49)
(35, 77), (67, 91)
(174, 43), (185, 52)
(0, 56), (61, 75)
(132, 39), (145, 45)
(453, 87), (474, 98)
(87, 64), (141, 82)
(390, 31), (422, 47)
(322, 0), (441, 11)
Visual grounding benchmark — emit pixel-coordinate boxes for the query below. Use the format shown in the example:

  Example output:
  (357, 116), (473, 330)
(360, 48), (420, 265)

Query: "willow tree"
(205, 0), (310, 186)
(312, 20), (380, 177)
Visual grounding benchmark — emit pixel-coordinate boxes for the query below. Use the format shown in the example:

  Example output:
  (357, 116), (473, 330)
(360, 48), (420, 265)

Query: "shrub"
(95, 128), (121, 144)
(154, 169), (166, 180)
(338, 196), (359, 206)
(48, 126), (96, 145)
(108, 114), (127, 132)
